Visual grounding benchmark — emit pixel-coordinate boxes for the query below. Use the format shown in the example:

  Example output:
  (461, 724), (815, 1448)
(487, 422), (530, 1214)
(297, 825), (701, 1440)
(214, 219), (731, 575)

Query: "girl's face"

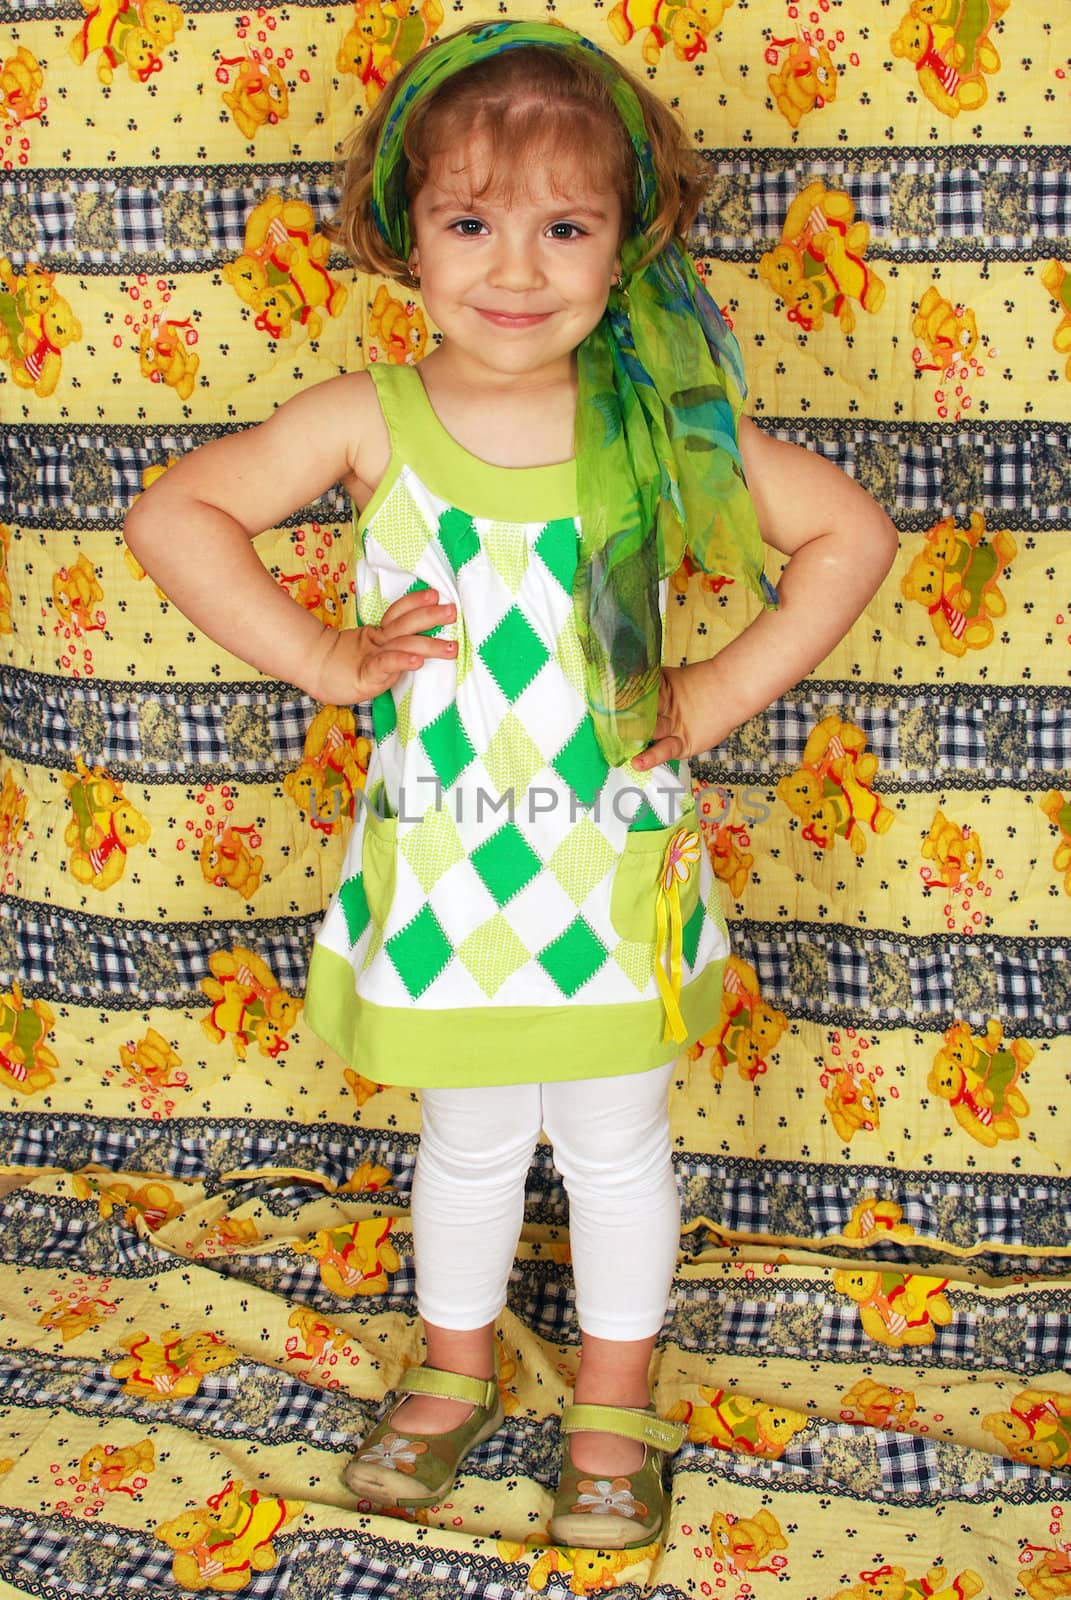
(409, 143), (623, 387)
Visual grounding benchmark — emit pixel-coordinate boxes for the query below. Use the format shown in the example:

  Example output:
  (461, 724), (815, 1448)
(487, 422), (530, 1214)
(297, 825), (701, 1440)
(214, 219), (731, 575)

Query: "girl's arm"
(123, 373), (456, 702)
(631, 417), (899, 770)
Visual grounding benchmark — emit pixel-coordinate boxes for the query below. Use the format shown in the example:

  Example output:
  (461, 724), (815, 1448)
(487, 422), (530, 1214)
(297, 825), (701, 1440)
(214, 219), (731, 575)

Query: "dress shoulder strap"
(366, 362), (423, 455)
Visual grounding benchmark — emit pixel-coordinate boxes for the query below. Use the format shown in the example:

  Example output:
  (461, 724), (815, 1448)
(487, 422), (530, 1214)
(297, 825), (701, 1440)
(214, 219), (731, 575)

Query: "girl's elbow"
(122, 502), (144, 557)
(123, 499), (154, 563)
(872, 508), (900, 576)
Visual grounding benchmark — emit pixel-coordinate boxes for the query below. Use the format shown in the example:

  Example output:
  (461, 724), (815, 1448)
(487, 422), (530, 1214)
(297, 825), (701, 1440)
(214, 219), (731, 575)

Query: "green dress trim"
(304, 945), (725, 1087)
(360, 364), (578, 527)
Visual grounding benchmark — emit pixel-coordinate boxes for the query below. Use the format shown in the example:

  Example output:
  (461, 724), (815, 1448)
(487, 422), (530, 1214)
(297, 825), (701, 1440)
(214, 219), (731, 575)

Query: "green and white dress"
(304, 364), (728, 1087)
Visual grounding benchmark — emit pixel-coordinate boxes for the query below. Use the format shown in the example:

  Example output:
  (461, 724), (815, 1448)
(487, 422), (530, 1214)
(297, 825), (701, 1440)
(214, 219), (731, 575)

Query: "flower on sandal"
(356, 1432), (428, 1473)
(573, 1477), (648, 1518)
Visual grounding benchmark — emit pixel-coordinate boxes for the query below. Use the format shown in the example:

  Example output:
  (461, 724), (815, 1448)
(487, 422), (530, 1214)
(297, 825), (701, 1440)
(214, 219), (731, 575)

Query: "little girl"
(125, 19), (896, 1550)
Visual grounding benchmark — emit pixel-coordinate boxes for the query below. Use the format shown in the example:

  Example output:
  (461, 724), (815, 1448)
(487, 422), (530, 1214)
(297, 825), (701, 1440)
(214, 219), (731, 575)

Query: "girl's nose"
(487, 233), (544, 291)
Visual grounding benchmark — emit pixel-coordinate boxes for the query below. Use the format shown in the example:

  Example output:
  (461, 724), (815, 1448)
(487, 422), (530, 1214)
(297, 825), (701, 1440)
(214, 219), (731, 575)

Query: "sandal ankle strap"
(400, 1364), (498, 1410)
(560, 1403), (686, 1455)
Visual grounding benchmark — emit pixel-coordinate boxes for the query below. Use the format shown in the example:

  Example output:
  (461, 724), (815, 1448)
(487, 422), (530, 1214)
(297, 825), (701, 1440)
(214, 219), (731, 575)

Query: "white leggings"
(410, 1063), (679, 1341)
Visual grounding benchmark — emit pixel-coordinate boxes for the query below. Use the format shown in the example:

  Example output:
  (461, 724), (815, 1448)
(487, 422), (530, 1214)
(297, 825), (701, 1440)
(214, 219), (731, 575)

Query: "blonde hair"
(327, 25), (708, 285)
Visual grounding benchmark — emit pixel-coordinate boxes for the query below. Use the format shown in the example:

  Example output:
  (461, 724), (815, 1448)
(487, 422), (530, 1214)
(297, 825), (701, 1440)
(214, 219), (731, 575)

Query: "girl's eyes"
(447, 219), (587, 240)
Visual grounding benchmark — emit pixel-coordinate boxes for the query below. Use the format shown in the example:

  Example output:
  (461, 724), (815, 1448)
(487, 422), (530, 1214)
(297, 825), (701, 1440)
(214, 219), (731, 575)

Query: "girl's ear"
(408, 251), (420, 280)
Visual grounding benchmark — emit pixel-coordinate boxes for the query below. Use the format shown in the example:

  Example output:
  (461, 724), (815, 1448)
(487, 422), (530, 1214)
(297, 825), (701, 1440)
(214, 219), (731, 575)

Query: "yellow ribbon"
(655, 828), (702, 1043)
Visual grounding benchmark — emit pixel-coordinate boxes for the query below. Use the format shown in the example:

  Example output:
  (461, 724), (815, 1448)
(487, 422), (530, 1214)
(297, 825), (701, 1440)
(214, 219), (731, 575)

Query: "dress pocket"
(609, 816), (702, 946)
(361, 782), (398, 926)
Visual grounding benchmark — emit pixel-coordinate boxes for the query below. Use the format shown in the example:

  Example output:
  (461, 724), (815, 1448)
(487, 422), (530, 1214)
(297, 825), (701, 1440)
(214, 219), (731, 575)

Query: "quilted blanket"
(0, 0), (1068, 1595)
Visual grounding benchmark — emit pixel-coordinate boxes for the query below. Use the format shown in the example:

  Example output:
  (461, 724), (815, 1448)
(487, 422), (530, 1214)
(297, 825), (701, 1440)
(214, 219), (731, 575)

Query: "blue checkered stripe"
(7, 424), (1065, 522)
(731, 923), (1067, 1030)
(0, 672), (366, 777)
(672, 1164), (1071, 1257)
(4, 157), (1068, 265)
(729, 688), (1071, 784)
(0, 1516), (309, 1599)
(0, 1117), (413, 1193)
(877, 1431), (942, 1496)
(5, 902), (317, 1002)
(1, 172), (342, 264)
(2, 428), (354, 523)
(50, 1351), (372, 1448)
(740, 157), (1066, 252)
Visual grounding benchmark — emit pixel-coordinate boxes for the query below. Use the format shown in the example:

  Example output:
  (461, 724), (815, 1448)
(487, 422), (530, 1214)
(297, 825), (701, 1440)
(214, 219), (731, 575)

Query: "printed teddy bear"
(292, 1217), (401, 1297)
(0, 276), (83, 397)
(200, 823), (264, 901)
(138, 318), (199, 399)
(0, 765), (27, 857)
(1017, 1542), (1071, 1600)
(1041, 789), (1071, 895)
(368, 282), (430, 364)
(767, 32), (838, 128)
(337, 0), (443, 106)
(52, 552), (104, 633)
(221, 55), (289, 139)
(758, 183), (884, 335)
(200, 946), (302, 1059)
(839, 1376), (918, 1431)
(1, 46), (45, 124)
(118, 1027), (184, 1092)
(900, 512), (1015, 657)
(920, 809), (983, 891)
(155, 1482), (303, 1592)
(927, 1018), (1031, 1147)
(607, 0), (731, 68)
(776, 715), (893, 856)
(223, 195), (349, 340)
(667, 1386), (809, 1458)
(982, 1387), (1071, 1471)
(825, 1064), (881, 1143)
(522, 1542), (652, 1594)
(843, 1195), (915, 1246)
(832, 1269), (952, 1348)
(1041, 258), (1071, 379)
(710, 1508), (788, 1572)
(63, 758), (151, 890)
(688, 955), (786, 1083)
(284, 707), (369, 835)
(79, 1439), (155, 1494)
(0, 981), (57, 1097)
(912, 284), (979, 370)
(830, 1567), (983, 1600)
(111, 1328), (240, 1399)
(890, 0), (1007, 117)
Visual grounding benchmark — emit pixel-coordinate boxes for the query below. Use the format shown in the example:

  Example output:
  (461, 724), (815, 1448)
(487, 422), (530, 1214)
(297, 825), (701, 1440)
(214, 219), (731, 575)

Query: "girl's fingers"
(633, 733), (684, 770)
(367, 632), (456, 686)
(380, 589), (455, 634)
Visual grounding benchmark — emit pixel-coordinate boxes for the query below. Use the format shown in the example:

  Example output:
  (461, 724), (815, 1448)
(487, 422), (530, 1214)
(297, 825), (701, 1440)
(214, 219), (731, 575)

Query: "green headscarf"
(371, 19), (775, 766)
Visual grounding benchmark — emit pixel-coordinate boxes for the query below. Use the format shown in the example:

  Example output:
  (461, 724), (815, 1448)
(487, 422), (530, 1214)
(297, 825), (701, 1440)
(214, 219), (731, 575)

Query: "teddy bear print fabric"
(0, 0), (1068, 1594)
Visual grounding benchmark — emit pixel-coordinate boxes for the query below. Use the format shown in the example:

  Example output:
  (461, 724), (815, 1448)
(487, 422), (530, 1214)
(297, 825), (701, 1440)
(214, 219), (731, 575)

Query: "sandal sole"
(343, 1400), (504, 1510)
(549, 1510), (663, 1550)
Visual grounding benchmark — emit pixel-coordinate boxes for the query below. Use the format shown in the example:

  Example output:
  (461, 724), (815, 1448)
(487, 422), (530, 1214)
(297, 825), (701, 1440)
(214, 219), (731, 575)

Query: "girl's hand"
(306, 588), (458, 705)
(630, 666), (697, 771)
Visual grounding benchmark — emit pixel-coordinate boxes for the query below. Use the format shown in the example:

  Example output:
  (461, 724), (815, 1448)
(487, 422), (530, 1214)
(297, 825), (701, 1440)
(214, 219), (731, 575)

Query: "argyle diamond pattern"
(317, 466), (727, 1025)
(478, 606), (550, 702)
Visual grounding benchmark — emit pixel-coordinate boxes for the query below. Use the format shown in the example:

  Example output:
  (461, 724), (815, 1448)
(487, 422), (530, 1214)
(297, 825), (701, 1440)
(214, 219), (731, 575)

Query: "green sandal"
(342, 1364), (504, 1509)
(549, 1403), (686, 1550)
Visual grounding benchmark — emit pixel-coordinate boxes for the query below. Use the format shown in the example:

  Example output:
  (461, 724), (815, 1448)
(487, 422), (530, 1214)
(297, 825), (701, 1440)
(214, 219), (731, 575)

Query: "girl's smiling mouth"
(475, 308), (553, 327)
